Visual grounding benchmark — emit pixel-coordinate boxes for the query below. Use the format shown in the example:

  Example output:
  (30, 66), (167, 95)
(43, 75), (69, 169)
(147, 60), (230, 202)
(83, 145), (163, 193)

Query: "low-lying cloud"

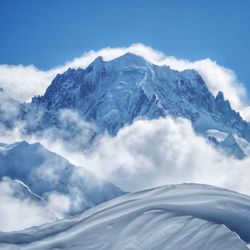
(1, 110), (249, 196)
(0, 44), (248, 119)
(1, 114), (250, 231)
(0, 177), (57, 232)
(35, 117), (250, 196)
(1, 43), (250, 230)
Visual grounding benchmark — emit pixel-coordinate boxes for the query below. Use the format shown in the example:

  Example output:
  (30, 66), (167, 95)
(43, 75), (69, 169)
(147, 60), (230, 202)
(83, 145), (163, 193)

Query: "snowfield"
(0, 183), (249, 250)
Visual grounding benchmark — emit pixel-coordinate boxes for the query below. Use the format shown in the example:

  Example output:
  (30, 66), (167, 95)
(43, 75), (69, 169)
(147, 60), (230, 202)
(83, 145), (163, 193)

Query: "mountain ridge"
(30, 53), (250, 144)
(0, 140), (124, 217)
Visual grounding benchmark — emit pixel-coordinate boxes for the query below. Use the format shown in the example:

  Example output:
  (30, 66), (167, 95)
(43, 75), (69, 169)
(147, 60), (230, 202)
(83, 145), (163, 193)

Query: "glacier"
(0, 184), (249, 250)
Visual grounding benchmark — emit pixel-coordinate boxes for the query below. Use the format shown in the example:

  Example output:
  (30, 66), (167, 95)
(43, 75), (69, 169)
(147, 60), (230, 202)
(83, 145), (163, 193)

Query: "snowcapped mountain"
(0, 141), (124, 217)
(206, 129), (250, 159)
(28, 53), (250, 149)
(0, 184), (249, 250)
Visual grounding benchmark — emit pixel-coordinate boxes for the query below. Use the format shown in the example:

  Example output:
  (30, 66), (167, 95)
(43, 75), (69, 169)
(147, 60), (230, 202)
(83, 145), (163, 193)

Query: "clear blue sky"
(0, 0), (250, 87)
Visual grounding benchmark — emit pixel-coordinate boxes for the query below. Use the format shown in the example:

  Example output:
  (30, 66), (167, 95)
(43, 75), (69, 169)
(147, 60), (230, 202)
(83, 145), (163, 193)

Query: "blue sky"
(0, 0), (250, 87)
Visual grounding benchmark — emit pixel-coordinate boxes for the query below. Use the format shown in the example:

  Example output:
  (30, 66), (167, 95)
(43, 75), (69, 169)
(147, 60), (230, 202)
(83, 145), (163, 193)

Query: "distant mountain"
(1, 184), (249, 250)
(28, 54), (250, 151)
(0, 141), (124, 216)
(206, 129), (250, 159)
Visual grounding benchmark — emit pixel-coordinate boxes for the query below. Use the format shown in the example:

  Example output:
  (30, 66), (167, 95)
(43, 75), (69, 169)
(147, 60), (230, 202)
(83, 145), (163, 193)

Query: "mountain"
(0, 184), (249, 250)
(0, 141), (124, 217)
(0, 53), (249, 157)
(28, 53), (250, 151)
(219, 134), (250, 159)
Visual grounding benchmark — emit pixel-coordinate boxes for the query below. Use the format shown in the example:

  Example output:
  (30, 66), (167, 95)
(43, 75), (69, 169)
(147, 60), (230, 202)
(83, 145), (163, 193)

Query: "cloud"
(0, 177), (57, 232)
(35, 117), (250, 196)
(0, 44), (247, 115)
(46, 192), (71, 218)
(239, 106), (250, 122)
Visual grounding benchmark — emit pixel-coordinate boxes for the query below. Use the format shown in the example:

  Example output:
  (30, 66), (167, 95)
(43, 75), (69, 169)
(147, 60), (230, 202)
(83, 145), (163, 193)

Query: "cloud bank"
(30, 117), (250, 196)
(0, 43), (248, 118)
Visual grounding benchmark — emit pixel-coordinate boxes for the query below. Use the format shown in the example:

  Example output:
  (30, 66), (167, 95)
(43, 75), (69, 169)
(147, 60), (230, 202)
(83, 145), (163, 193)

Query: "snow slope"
(0, 184), (249, 250)
(0, 141), (124, 217)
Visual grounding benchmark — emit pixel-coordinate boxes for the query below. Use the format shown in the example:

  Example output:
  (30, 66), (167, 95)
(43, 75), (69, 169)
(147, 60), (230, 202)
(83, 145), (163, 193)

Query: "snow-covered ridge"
(0, 183), (249, 249)
(0, 140), (124, 218)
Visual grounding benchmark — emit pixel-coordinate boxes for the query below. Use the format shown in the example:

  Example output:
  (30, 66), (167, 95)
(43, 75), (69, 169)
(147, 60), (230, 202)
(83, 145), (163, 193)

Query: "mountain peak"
(91, 55), (104, 65)
(216, 91), (225, 101)
(110, 52), (148, 66)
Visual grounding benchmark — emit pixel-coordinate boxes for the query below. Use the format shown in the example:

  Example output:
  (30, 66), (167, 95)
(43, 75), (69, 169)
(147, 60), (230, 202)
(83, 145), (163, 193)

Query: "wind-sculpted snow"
(0, 184), (249, 250)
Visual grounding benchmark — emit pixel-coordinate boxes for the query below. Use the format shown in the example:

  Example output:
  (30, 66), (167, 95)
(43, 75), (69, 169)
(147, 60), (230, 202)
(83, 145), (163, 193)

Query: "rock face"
(0, 184), (249, 250)
(30, 53), (250, 140)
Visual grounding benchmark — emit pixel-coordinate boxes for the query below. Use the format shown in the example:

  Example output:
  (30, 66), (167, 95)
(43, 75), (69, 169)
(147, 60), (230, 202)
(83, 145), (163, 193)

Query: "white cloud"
(47, 192), (71, 218)
(0, 43), (247, 115)
(36, 117), (250, 196)
(240, 106), (250, 122)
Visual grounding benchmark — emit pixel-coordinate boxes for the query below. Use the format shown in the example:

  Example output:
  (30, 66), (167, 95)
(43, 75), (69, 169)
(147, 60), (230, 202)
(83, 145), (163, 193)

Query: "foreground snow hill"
(0, 184), (249, 250)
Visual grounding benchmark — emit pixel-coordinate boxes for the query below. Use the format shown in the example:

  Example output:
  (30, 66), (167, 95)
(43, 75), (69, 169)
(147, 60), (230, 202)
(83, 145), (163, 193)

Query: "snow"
(0, 141), (124, 219)
(206, 129), (228, 142)
(1, 53), (250, 157)
(0, 184), (249, 249)
(206, 131), (250, 159)
(25, 53), (250, 151)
